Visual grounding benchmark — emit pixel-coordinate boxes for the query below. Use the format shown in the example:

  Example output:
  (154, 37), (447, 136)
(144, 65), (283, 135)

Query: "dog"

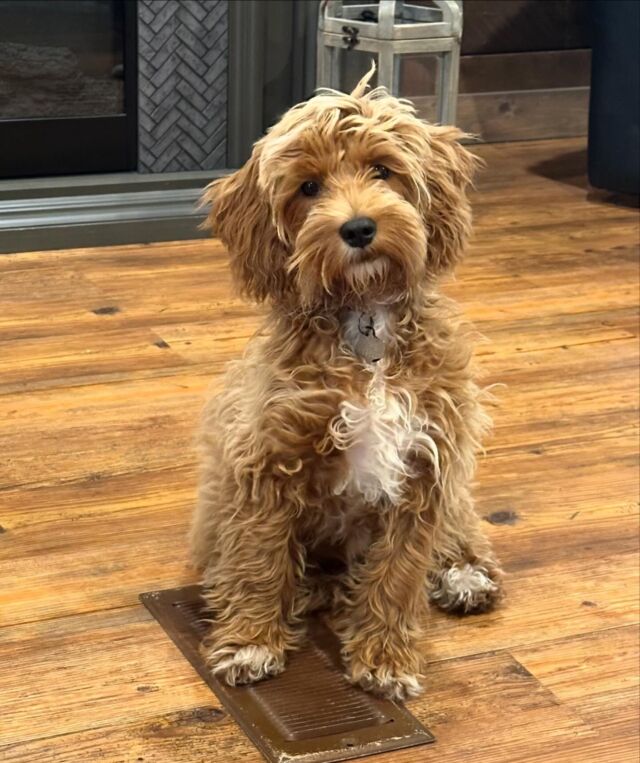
(190, 67), (503, 702)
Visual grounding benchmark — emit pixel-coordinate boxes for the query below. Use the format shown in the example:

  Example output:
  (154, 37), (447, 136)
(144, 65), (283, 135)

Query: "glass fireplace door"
(0, 0), (137, 178)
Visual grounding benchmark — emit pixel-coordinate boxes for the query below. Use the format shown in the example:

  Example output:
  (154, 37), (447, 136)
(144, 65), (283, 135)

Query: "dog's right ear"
(201, 149), (289, 303)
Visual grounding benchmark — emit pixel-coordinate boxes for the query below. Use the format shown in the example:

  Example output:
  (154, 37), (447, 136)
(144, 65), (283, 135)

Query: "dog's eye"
(300, 180), (320, 197)
(373, 164), (391, 180)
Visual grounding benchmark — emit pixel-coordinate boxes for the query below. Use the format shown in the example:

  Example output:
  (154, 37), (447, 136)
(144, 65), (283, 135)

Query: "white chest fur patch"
(329, 364), (440, 505)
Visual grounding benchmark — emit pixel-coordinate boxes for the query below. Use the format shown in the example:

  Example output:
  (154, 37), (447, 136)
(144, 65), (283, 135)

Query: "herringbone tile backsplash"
(138, 0), (228, 172)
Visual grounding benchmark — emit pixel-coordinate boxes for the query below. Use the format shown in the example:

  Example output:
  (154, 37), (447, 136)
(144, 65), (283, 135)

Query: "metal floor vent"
(140, 585), (435, 763)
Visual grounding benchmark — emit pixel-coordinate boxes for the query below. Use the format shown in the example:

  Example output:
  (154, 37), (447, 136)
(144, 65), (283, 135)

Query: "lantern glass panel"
(398, 53), (440, 122)
(337, 49), (439, 124)
(339, 48), (381, 92)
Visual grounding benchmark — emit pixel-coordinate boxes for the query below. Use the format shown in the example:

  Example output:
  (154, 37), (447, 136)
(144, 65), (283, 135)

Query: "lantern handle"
(377, 1), (396, 38)
(434, 1), (463, 38)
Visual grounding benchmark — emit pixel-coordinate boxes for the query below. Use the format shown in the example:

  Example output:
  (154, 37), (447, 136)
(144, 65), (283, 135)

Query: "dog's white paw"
(430, 562), (501, 614)
(207, 644), (285, 686)
(348, 663), (423, 702)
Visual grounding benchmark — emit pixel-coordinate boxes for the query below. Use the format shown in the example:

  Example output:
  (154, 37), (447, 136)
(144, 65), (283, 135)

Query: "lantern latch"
(341, 25), (359, 50)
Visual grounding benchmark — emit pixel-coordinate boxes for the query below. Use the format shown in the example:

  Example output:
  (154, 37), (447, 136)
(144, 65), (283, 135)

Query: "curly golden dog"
(190, 68), (503, 702)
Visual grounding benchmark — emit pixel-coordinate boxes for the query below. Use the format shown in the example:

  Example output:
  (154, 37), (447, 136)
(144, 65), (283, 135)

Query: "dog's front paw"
(346, 656), (423, 702)
(206, 644), (286, 686)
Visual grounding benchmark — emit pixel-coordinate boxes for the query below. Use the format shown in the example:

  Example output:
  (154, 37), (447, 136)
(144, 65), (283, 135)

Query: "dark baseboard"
(0, 170), (225, 254)
(0, 217), (211, 255)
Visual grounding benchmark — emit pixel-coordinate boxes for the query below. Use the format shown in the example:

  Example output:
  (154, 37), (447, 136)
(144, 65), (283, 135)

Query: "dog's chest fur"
(328, 310), (439, 508)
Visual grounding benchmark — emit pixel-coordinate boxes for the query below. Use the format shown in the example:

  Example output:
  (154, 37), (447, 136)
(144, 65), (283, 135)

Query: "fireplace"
(0, 0), (137, 178)
(0, 1), (317, 254)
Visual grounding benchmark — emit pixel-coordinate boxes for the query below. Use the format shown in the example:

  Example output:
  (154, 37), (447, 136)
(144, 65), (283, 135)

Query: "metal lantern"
(317, 0), (463, 125)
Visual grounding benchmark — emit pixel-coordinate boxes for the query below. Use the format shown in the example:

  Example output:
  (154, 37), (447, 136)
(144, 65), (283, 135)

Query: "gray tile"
(138, 0), (228, 172)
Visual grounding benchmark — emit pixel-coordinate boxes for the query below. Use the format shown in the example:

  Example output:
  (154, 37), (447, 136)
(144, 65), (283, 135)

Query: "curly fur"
(190, 67), (503, 701)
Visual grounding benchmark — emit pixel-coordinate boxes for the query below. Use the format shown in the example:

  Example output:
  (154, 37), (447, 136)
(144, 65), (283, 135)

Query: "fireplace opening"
(0, 0), (137, 178)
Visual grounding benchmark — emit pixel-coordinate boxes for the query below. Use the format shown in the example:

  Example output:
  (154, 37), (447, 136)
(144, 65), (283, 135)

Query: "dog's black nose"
(339, 217), (377, 248)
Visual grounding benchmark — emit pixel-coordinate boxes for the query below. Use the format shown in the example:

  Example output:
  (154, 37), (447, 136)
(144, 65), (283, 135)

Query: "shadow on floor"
(529, 148), (588, 189)
(530, 147), (639, 209)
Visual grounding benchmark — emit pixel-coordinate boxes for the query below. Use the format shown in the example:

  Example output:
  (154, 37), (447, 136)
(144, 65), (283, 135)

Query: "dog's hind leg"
(427, 485), (504, 615)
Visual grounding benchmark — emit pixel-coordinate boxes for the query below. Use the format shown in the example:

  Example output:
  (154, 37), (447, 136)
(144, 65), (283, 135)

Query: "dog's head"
(204, 67), (479, 308)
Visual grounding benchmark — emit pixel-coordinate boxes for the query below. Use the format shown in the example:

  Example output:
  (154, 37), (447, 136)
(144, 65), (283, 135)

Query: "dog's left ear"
(415, 125), (480, 274)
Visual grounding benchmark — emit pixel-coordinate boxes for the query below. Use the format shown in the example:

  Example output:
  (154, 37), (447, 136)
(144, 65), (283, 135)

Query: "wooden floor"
(0, 138), (638, 762)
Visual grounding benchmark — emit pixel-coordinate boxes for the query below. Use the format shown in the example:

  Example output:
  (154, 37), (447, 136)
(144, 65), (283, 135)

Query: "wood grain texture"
(413, 87), (590, 142)
(458, 0), (590, 55)
(402, 49), (591, 97)
(0, 138), (638, 762)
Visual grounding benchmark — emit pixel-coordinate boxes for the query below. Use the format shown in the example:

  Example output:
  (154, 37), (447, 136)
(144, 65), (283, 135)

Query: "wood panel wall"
(402, 0), (592, 141)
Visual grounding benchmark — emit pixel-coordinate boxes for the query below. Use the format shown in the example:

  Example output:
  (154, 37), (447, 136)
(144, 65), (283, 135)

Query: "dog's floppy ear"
(201, 148), (289, 302)
(416, 125), (480, 274)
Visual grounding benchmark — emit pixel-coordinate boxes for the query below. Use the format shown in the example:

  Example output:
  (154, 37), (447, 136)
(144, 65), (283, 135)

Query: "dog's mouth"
(347, 247), (379, 265)
(342, 251), (396, 294)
